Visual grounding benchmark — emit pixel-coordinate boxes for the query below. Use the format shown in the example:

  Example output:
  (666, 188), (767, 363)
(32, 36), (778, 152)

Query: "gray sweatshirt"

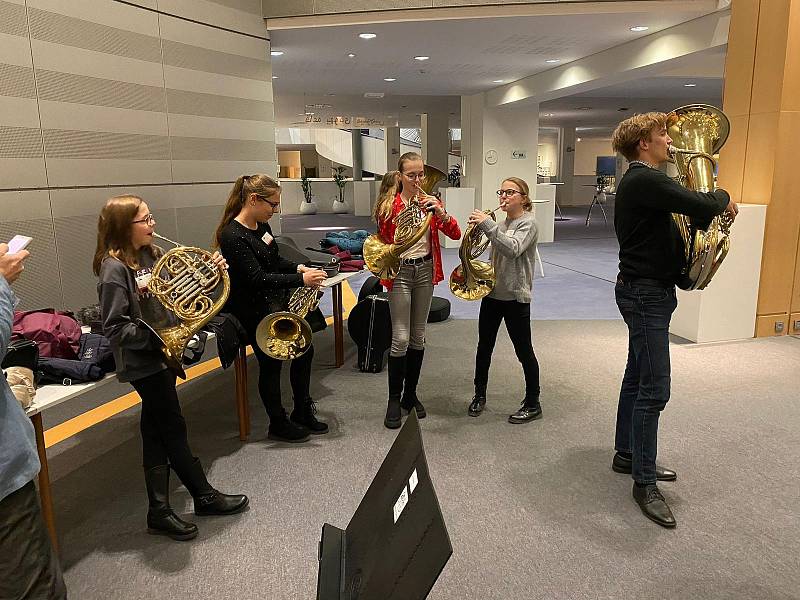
(97, 247), (173, 382)
(477, 211), (538, 303)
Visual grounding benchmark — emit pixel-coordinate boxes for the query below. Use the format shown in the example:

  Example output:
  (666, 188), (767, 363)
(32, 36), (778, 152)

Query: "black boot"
(144, 465), (198, 541)
(291, 397), (329, 434)
(468, 386), (486, 417)
(179, 458), (249, 516)
(384, 355), (405, 429)
(400, 347), (426, 418)
(268, 416), (311, 442)
(508, 396), (542, 424)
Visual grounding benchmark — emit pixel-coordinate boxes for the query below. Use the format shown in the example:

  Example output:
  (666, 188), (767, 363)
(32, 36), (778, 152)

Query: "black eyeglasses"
(496, 189), (521, 197)
(132, 214), (156, 225)
(258, 196), (280, 210)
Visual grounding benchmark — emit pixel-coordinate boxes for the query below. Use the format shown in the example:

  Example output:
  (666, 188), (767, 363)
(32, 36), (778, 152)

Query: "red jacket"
(377, 193), (461, 290)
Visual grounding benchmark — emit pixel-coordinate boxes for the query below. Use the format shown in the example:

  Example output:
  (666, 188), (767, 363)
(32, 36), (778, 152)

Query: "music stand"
(316, 412), (452, 600)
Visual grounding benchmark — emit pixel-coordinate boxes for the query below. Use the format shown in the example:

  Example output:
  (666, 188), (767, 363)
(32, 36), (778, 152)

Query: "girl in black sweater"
(94, 195), (248, 541)
(215, 175), (329, 443)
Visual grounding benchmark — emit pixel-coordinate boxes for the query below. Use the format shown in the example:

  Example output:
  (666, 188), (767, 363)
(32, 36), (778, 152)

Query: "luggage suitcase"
(347, 293), (391, 373)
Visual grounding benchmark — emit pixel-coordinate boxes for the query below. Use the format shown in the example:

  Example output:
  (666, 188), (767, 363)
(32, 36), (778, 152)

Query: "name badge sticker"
(393, 486), (409, 524)
(135, 271), (152, 292)
(409, 469), (419, 494)
(261, 231), (274, 245)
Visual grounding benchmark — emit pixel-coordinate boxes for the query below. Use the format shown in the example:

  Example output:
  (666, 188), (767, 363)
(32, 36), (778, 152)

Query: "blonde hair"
(373, 170), (400, 223)
(214, 174), (281, 247)
(93, 195), (156, 275)
(611, 112), (668, 161)
(503, 177), (532, 211)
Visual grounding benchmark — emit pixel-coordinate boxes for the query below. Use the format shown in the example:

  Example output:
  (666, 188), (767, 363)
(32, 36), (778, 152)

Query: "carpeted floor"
(49, 319), (800, 599)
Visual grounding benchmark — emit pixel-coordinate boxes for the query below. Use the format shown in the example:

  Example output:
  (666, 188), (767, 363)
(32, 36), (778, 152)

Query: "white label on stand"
(393, 486), (409, 523)
(409, 469), (418, 494)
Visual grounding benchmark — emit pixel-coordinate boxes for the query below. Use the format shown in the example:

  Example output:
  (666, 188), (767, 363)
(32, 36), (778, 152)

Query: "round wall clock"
(485, 150), (498, 165)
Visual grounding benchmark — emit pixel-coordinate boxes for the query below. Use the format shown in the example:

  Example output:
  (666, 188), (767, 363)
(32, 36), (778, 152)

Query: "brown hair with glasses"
(93, 195), (156, 275)
(501, 177), (532, 211)
(214, 174), (281, 248)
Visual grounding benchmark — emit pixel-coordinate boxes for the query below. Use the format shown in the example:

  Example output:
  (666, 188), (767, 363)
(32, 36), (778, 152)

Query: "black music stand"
(316, 412), (452, 600)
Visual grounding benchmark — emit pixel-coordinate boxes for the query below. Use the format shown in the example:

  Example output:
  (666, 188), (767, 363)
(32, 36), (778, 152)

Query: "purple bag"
(13, 309), (82, 359)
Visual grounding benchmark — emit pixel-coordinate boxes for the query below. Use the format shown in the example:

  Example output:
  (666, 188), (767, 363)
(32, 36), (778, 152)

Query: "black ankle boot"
(268, 417), (311, 443)
(385, 355), (406, 429)
(144, 465), (198, 541)
(179, 458), (249, 516)
(508, 396), (542, 424)
(291, 397), (328, 434)
(468, 387), (487, 417)
(400, 347), (426, 418)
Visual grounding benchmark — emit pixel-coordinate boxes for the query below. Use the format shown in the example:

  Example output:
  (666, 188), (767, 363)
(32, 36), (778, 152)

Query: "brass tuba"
(363, 164), (447, 280)
(145, 233), (230, 379)
(255, 286), (321, 360)
(449, 204), (503, 300)
(666, 104), (732, 290)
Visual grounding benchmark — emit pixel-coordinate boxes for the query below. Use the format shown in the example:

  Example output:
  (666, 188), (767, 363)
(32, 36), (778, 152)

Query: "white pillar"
(459, 92), (539, 210)
(559, 126), (576, 206)
(385, 126), (400, 173)
(420, 113), (449, 173)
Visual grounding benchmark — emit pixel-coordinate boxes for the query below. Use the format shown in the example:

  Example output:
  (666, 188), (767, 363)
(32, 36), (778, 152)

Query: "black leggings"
(131, 369), (195, 473)
(252, 342), (314, 423)
(474, 296), (540, 399)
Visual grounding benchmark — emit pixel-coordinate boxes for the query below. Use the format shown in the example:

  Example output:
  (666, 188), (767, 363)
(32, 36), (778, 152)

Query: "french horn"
(666, 104), (732, 290)
(449, 204), (503, 300)
(363, 164), (447, 280)
(255, 286), (321, 361)
(144, 233), (230, 379)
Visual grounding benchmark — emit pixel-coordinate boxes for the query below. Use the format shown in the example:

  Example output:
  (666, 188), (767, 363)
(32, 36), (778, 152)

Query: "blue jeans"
(614, 280), (677, 485)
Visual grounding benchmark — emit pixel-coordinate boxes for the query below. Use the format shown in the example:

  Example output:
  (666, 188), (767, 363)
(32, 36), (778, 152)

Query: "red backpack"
(13, 309), (82, 359)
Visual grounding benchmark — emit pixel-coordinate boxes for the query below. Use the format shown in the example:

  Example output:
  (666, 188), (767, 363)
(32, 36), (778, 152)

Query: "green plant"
(332, 166), (347, 202)
(301, 174), (313, 202)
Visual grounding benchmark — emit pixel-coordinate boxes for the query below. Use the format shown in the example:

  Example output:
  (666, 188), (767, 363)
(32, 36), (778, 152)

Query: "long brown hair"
(503, 177), (532, 211)
(213, 174), (281, 248)
(373, 170), (400, 223)
(93, 195), (155, 275)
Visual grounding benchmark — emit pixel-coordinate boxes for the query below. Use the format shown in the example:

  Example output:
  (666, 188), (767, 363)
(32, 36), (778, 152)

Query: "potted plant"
(300, 173), (317, 215)
(331, 166), (349, 213)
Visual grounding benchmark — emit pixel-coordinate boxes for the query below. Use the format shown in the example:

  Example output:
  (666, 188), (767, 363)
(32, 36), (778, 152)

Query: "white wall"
(574, 138), (613, 175)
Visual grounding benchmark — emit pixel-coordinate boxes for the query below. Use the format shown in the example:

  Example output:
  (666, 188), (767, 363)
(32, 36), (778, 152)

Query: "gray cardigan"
(477, 211), (538, 303)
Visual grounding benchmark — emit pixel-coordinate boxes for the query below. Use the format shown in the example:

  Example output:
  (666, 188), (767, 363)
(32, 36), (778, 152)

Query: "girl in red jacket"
(373, 153), (461, 428)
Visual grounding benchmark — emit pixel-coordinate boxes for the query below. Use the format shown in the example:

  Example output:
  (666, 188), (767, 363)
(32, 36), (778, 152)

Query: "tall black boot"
(291, 397), (329, 434)
(400, 347), (426, 418)
(178, 458), (249, 516)
(144, 465), (198, 541)
(384, 355), (406, 429)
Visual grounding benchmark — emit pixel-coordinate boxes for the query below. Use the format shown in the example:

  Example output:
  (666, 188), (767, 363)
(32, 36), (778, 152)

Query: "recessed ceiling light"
(271, 75), (278, 79)
(359, 33), (377, 39)
(542, 113), (554, 117)
(270, 50), (284, 56)
(684, 83), (697, 87)
(630, 26), (649, 32)
(384, 77), (396, 82)
(577, 137), (582, 142)
(577, 107), (592, 110)
(347, 53), (356, 58)
(545, 59), (560, 64)
(492, 79), (504, 83)
(414, 56), (429, 61)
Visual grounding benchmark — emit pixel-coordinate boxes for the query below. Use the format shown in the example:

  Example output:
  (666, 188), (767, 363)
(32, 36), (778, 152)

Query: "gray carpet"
(48, 319), (800, 599)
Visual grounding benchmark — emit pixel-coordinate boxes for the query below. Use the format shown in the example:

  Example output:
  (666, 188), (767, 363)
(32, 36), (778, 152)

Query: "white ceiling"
(270, 4), (725, 131)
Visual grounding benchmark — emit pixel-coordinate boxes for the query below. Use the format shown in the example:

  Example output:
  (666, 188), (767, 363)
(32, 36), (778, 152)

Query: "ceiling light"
(577, 137), (582, 142)
(384, 77), (396, 82)
(577, 107), (591, 110)
(629, 26), (649, 32)
(270, 50), (283, 56)
(347, 53), (356, 58)
(684, 83), (697, 87)
(414, 56), (429, 61)
(545, 59), (560, 64)
(542, 113), (554, 117)
(492, 79), (504, 83)
(359, 33), (377, 39)
(271, 75), (278, 79)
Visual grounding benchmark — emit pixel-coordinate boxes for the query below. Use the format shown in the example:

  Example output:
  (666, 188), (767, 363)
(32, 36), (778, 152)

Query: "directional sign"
(511, 150), (527, 159)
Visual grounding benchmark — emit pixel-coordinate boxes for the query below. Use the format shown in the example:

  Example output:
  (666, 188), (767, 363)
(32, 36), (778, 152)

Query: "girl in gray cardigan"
(467, 177), (542, 423)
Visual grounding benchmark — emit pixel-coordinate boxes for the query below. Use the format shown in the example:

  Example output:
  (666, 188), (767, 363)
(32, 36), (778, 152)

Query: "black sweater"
(219, 220), (303, 333)
(614, 163), (730, 285)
